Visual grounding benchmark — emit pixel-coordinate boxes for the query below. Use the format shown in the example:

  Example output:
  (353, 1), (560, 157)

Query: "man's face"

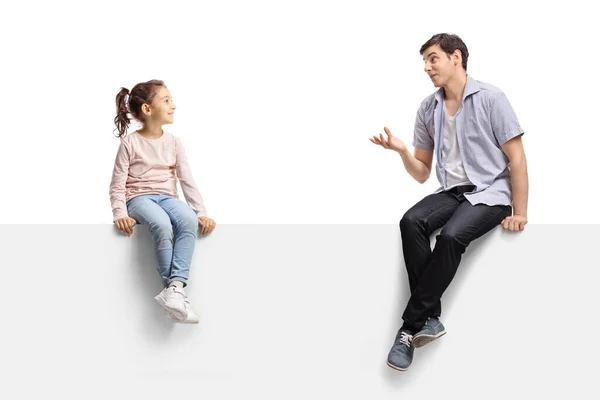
(422, 44), (460, 88)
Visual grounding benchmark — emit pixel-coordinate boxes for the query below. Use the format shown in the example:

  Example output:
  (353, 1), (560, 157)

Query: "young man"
(370, 33), (529, 371)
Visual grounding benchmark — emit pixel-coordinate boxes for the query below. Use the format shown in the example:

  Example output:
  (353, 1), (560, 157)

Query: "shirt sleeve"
(109, 141), (131, 221)
(412, 102), (434, 151)
(490, 91), (525, 146)
(174, 136), (208, 217)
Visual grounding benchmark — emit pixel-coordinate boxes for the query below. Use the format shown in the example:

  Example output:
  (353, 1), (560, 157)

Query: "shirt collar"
(434, 74), (480, 103)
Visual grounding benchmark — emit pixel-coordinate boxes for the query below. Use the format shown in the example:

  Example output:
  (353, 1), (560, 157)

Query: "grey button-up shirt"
(412, 75), (524, 206)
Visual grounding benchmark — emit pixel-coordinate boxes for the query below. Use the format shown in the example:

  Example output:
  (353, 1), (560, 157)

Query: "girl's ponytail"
(114, 87), (131, 138)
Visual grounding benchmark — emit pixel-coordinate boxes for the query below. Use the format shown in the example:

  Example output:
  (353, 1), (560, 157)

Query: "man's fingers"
(384, 127), (391, 136)
(379, 134), (389, 148)
(500, 216), (528, 232)
(502, 217), (522, 232)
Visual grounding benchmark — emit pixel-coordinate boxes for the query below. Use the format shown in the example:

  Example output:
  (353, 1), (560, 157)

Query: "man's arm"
(501, 135), (529, 231)
(399, 147), (433, 184)
(370, 127), (433, 183)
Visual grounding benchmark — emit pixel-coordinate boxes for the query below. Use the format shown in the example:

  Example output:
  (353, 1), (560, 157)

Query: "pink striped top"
(109, 131), (207, 220)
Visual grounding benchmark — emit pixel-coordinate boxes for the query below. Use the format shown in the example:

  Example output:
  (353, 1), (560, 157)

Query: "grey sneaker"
(413, 317), (446, 348)
(387, 330), (415, 371)
(154, 286), (188, 322)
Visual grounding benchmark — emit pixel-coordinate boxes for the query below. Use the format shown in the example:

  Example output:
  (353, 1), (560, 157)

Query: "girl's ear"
(141, 103), (151, 116)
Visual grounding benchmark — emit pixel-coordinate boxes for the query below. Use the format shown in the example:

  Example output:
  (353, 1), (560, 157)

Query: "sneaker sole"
(154, 295), (188, 322)
(413, 330), (446, 348)
(386, 361), (409, 371)
(163, 310), (199, 324)
(179, 317), (199, 324)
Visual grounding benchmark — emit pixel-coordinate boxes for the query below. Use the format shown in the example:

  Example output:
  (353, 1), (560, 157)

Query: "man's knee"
(400, 211), (422, 233)
(436, 228), (467, 248)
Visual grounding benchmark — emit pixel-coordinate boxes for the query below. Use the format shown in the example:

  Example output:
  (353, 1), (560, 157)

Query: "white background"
(1, 1), (598, 396)
(1, 0), (596, 224)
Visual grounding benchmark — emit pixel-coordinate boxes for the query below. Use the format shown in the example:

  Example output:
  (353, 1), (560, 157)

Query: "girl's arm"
(174, 136), (208, 217)
(109, 141), (131, 221)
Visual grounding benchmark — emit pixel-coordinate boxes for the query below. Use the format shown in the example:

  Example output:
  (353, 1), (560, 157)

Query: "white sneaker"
(154, 286), (187, 322)
(180, 298), (199, 324)
(163, 297), (199, 324)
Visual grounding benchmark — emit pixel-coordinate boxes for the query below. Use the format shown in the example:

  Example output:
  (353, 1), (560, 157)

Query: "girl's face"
(143, 86), (176, 125)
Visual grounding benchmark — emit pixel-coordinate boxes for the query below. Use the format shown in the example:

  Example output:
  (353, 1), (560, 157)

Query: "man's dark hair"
(420, 33), (469, 71)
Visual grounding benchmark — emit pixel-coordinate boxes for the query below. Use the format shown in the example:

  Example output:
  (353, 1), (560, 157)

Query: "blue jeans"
(127, 195), (198, 287)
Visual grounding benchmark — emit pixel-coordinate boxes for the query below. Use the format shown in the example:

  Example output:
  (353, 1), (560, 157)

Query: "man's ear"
(453, 49), (462, 67)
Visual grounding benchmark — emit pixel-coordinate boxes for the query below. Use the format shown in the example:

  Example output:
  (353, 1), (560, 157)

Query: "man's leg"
(401, 200), (512, 334)
(400, 191), (461, 317)
(387, 191), (461, 371)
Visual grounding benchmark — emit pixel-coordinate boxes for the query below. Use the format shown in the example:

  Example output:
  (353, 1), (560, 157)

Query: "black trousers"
(399, 185), (512, 332)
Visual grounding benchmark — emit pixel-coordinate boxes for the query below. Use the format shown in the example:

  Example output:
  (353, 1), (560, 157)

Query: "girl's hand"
(198, 216), (216, 236)
(114, 217), (137, 235)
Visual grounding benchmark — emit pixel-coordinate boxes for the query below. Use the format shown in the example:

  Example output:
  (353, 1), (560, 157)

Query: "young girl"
(109, 79), (216, 324)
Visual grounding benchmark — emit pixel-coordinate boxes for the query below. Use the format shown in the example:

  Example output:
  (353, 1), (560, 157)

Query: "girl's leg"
(127, 195), (174, 285)
(157, 196), (199, 287)
(127, 195), (189, 322)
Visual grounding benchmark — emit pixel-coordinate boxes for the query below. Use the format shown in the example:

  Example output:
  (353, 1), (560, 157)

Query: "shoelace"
(396, 332), (413, 347)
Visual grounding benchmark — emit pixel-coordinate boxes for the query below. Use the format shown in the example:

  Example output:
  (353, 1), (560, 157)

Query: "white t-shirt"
(442, 110), (472, 190)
